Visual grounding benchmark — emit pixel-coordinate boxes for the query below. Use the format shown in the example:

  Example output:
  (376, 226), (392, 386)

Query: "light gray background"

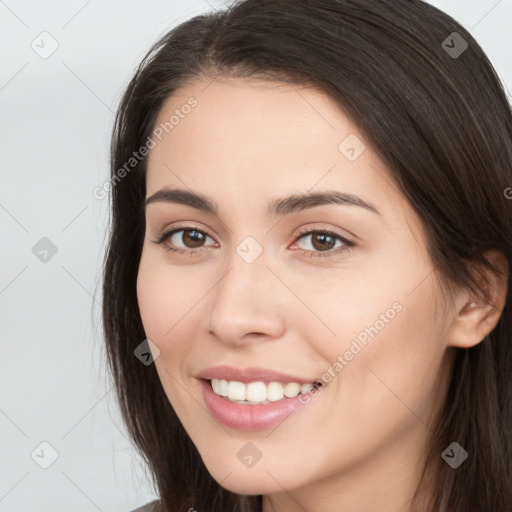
(1, 0), (511, 510)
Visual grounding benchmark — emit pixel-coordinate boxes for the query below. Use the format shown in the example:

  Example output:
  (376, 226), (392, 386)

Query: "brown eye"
(153, 226), (216, 255)
(310, 232), (337, 251)
(296, 231), (341, 252)
(178, 229), (207, 248)
(293, 229), (355, 258)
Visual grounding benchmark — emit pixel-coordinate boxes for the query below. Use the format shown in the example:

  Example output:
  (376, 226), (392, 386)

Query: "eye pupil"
(311, 233), (335, 251)
(183, 229), (205, 248)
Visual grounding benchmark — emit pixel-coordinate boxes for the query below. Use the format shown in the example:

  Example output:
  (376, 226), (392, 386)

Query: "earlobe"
(446, 249), (509, 349)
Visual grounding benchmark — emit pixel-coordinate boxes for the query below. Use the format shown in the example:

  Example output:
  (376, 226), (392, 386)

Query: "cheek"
(136, 262), (199, 410)
(136, 270), (167, 342)
(136, 257), (210, 383)
(137, 256), (193, 339)
(336, 292), (446, 431)
(309, 254), (445, 405)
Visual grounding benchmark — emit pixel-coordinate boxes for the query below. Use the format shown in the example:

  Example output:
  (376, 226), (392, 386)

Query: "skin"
(136, 77), (508, 512)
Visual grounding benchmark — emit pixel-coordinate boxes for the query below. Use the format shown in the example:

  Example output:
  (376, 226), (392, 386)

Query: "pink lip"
(196, 365), (316, 384)
(199, 378), (315, 430)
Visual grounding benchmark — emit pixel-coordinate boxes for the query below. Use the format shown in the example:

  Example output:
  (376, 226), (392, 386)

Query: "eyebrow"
(144, 187), (381, 217)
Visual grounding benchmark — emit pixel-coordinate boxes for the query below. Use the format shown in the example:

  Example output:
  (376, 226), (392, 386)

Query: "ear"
(446, 249), (509, 349)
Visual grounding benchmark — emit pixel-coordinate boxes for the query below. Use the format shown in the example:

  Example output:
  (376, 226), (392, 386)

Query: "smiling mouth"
(199, 377), (326, 430)
(206, 378), (324, 405)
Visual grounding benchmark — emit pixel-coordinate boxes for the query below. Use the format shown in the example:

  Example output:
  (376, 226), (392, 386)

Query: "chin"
(216, 477), (279, 496)
(204, 462), (288, 496)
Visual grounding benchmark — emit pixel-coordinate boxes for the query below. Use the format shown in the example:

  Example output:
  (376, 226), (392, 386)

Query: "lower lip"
(199, 379), (313, 431)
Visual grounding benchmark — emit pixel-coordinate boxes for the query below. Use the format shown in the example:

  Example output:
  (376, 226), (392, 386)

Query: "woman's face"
(136, 77), (455, 508)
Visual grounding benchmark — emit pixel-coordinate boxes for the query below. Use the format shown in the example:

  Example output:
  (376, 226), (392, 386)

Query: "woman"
(101, 0), (512, 510)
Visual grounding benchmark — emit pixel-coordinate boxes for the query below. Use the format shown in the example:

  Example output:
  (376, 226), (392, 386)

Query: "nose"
(206, 251), (287, 347)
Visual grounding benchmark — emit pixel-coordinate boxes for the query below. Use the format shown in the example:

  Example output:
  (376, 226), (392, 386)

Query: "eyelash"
(151, 224), (355, 259)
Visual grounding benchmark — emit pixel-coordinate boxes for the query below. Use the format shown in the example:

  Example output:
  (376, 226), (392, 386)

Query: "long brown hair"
(100, 1), (512, 510)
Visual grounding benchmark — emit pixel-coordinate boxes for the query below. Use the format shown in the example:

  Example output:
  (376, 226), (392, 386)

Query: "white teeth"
(301, 383), (314, 393)
(283, 382), (301, 398)
(227, 381), (246, 401)
(246, 382), (267, 402)
(218, 379), (229, 396)
(210, 378), (317, 404)
(211, 378), (229, 396)
(267, 382), (284, 402)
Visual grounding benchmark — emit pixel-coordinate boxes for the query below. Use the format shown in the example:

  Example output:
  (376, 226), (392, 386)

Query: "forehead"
(149, 78), (360, 181)
(144, 77), (418, 232)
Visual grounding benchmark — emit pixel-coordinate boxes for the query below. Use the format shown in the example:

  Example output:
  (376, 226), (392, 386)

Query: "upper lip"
(197, 365), (317, 384)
